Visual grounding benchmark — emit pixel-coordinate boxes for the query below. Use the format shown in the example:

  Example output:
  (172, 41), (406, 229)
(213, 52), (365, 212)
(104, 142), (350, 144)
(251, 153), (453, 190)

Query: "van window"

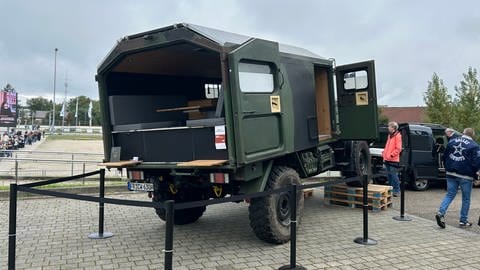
(411, 130), (433, 151)
(239, 62), (274, 93)
(371, 128), (388, 148)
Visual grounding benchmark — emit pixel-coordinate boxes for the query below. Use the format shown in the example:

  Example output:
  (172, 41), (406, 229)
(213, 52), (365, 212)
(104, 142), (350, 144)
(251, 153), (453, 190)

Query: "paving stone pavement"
(1, 188), (480, 270)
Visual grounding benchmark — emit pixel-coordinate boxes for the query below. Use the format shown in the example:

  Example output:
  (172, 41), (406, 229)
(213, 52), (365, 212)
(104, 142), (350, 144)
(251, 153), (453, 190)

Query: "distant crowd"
(1, 128), (44, 157)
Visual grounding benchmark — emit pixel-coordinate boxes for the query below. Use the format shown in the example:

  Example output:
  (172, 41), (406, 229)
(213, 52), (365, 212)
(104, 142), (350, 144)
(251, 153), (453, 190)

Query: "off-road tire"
(344, 141), (372, 187)
(248, 166), (304, 244)
(153, 190), (206, 225)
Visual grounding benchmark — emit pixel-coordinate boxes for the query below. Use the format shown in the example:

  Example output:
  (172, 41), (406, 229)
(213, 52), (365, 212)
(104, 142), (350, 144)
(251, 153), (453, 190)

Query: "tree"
(66, 95), (96, 126)
(453, 67), (480, 132)
(89, 100), (100, 126)
(423, 73), (453, 127)
(26, 97), (52, 113)
(378, 106), (389, 124)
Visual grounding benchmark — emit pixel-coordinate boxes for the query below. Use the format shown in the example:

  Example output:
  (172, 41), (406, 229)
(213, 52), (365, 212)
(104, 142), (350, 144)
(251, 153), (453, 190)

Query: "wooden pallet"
(303, 188), (314, 198)
(325, 184), (392, 198)
(99, 160), (142, 168)
(325, 199), (392, 212)
(324, 184), (393, 212)
(324, 192), (391, 205)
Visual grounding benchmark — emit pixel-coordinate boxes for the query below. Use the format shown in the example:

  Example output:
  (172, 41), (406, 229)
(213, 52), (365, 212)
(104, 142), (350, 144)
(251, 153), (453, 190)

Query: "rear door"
(409, 127), (437, 179)
(228, 39), (285, 164)
(399, 124), (412, 169)
(335, 60), (378, 140)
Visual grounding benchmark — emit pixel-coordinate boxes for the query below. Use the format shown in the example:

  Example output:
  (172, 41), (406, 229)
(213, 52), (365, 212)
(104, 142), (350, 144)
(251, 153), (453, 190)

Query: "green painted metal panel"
(243, 115), (281, 154)
(335, 60), (379, 140)
(228, 39), (289, 165)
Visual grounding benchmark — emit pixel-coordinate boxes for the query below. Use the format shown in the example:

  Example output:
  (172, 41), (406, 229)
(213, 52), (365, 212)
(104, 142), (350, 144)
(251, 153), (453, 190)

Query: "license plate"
(127, 182), (154, 192)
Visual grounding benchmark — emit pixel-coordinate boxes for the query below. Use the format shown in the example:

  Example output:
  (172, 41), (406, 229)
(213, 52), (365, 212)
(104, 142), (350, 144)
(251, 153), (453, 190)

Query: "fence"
(13, 125), (103, 134)
(8, 170), (382, 270)
(0, 150), (118, 182)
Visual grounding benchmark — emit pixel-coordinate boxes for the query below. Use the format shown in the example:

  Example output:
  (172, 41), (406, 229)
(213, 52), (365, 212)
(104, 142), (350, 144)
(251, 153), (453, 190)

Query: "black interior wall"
(106, 72), (221, 96)
(106, 72), (222, 126)
(281, 56), (318, 151)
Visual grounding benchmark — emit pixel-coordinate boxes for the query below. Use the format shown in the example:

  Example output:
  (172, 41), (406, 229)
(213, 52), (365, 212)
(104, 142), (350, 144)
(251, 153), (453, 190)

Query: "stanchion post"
(88, 169), (113, 239)
(99, 169), (105, 234)
(71, 154), (74, 176)
(279, 184), (306, 270)
(393, 168), (412, 221)
(82, 163), (86, 185)
(354, 175), (377, 245)
(164, 200), (175, 270)
(15, 159), (18, 184)
(8, 183), (18, 270)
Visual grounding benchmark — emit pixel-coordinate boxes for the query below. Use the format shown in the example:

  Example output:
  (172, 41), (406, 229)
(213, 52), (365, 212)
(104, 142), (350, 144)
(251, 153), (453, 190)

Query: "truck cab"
(97, 23), (379, 244)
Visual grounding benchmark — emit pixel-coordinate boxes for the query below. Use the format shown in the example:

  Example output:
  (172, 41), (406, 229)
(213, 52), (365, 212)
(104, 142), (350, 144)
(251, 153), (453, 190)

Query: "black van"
(370, 123), (458, 191)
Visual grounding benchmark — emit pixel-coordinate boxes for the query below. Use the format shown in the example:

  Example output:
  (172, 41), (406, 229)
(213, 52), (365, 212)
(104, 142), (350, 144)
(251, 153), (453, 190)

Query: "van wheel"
(373, 176), (387, 185)
(153, 188), (206, 225)
(410, 178), (430, 191)
(248, 166), (304, 244)
(343, 141), (372, 187)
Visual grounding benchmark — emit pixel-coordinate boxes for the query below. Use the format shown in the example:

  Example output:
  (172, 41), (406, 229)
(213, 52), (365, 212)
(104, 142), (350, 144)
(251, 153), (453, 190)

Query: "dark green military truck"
(97, 23), (378, 244)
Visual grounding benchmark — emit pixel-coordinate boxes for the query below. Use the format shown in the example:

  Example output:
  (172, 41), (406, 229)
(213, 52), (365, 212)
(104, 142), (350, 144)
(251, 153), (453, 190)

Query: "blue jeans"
(438, 176), (473, 223)
(385, 163), (400, 193)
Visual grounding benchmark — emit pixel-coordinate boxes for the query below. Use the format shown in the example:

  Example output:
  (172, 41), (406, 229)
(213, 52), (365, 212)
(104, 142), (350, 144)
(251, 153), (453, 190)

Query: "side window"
(238, 62), (274, 93)
(371, 129), (388, 148)
(411, 130), (433, 151)
(344, 70), (368, 90)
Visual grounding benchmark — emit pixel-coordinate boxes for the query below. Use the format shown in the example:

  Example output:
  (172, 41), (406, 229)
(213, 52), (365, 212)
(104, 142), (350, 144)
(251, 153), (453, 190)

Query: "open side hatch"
(335, 60), (378, 140)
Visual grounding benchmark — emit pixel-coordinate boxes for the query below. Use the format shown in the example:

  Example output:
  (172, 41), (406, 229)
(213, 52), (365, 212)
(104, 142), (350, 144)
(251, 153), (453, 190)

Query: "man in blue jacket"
(436, 128), (480, 228)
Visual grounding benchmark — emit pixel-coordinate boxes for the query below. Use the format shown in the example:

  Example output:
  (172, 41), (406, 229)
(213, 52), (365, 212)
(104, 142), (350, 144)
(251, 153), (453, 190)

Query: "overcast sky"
(1, 0), (479, 106)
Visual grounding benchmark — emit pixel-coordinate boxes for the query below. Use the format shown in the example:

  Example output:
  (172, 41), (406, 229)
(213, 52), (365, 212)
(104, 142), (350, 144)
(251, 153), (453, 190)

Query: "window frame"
(238, 61), (276, 94)
(343, 69), (369, 91)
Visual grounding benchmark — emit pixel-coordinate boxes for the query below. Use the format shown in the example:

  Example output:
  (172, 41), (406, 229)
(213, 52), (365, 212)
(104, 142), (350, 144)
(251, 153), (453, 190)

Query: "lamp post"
(62, 80), (67, 132)
(51, 48), (58, 133)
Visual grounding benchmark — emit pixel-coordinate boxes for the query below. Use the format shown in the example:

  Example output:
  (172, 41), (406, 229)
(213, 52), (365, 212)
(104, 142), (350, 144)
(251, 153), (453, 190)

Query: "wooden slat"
(188, 99), (217, 107)
(318, 134), (332, 141)
(99, 160), (142, 168)
(177, 160), (227, 167)
(157, 100), (217, 113)
(156, 105), (201, 113)
(315, 67), (332, 136)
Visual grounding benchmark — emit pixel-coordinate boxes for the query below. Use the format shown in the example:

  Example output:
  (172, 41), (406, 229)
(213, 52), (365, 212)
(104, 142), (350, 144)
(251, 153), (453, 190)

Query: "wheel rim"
(415, 179), (428, 189)
(276, 192), (291, 226)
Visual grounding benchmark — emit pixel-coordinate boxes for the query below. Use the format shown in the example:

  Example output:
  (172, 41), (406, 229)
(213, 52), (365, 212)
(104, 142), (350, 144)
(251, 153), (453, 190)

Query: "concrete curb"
(0, 185), (129, 200)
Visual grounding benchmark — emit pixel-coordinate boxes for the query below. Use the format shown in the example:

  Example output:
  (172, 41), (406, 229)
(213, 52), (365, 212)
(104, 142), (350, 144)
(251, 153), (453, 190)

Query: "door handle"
(243, 110), (256, 114)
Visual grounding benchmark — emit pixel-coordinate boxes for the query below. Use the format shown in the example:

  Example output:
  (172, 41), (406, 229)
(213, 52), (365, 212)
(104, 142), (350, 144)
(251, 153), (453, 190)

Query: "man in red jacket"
(383, 122), (402, 196)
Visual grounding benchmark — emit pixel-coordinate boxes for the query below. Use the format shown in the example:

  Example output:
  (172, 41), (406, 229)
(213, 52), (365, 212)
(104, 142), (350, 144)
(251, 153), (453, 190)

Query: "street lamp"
(51, 48), (58, 133)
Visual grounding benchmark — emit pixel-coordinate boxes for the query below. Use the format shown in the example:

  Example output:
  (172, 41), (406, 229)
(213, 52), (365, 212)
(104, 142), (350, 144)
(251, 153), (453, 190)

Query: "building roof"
(381, 106), (426, 123)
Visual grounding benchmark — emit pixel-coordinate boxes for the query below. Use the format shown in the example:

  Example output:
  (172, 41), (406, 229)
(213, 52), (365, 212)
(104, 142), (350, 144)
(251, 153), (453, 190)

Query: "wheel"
(248, 166), (304, 244)
(410, 178), (430, 191)
(373, 176), (388, 185)
(343, 141), (372, 187)
(153, 184), (206, 225)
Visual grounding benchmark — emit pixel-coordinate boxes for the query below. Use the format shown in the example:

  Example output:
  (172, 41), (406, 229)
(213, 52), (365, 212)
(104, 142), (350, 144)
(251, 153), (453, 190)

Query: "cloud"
(0, 0), (478, 106)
